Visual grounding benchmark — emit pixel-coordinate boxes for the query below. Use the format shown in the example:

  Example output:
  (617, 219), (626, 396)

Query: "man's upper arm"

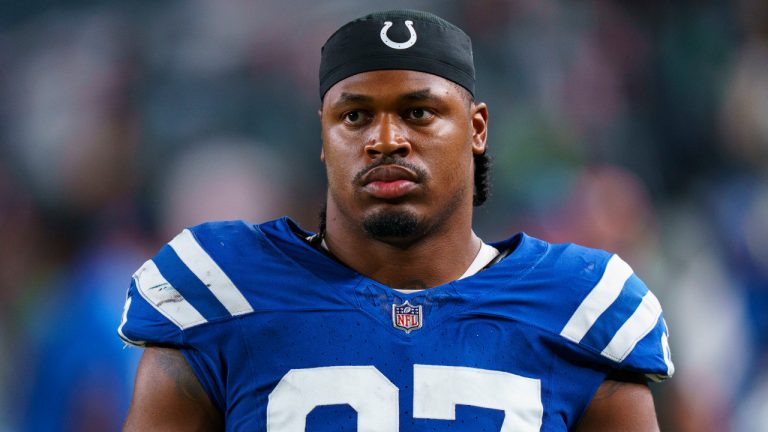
(574, 379), (659, 432)
(123, 347), (223, 432)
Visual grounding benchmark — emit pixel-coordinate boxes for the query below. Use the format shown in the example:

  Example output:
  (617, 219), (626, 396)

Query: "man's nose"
(365, 114), (411, 159)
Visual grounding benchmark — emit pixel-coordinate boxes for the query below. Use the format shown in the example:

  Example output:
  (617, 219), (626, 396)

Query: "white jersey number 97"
(267, 364), (543, 431)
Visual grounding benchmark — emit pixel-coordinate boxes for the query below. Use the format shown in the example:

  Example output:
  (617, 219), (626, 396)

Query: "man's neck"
(322, 208), (481, 290)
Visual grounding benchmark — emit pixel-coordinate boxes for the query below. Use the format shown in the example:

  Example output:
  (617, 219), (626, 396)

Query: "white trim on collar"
(458, 242), (500, 280)
(395, 241), (500, 293)
(315, 237), (499, 293)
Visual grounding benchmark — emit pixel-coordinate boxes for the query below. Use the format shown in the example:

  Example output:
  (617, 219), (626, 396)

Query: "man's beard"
(362, 209), (423, 239)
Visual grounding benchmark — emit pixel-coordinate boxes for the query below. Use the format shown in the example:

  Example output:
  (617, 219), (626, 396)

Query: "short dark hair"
(473, 151), (491, 206)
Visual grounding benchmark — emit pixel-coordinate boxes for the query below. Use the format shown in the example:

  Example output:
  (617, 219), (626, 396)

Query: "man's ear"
(471, 102), (489, 155)
(320, 147), (325, 162)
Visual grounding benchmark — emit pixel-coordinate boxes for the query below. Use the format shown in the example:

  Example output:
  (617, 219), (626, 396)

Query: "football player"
(119, 10), (673, 431)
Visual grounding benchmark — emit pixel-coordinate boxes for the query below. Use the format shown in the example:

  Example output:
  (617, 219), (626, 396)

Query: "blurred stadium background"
(1, 0), (767, 430)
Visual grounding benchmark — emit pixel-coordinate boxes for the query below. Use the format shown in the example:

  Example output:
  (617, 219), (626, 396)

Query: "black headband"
(319, 10), (475, 99)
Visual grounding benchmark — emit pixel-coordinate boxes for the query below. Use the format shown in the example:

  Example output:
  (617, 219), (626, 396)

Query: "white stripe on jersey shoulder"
(560, 254), (633, 343)
(169, 229), (254, 316)
(134, 259), (207, 330)
(601, 289), (662, 362)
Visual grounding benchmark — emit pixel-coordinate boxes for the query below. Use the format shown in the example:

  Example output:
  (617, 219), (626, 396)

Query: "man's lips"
(364, 179), (418, 199)
(362, 165), (419, 184)
(361, 165), (420, 199)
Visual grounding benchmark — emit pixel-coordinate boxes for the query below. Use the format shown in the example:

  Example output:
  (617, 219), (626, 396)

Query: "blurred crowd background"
(1, 0), (767, 430)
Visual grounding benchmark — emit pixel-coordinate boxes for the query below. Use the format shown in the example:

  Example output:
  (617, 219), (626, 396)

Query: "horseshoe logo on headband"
(380, 20), (417, 49)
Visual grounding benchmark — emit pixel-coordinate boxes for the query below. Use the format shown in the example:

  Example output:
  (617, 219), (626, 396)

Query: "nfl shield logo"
(392, 300), (423, 333)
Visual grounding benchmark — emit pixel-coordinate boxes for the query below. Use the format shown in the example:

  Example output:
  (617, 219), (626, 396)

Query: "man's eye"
(406, 108), (433, 121)
(343, 111), (367, 124)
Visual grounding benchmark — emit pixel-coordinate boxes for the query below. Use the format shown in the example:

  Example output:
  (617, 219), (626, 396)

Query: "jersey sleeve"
(117, 223), (255, 347)
(558, 254), (675, 382)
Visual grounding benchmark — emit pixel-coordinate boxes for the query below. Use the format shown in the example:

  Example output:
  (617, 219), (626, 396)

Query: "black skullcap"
(319, 10), (475, 99)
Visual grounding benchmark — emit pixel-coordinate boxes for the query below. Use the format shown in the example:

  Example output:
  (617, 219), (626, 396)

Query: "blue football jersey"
(118, 218), (674, 431)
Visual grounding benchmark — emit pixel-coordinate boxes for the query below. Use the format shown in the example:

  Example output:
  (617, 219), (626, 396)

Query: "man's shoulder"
(512, 234), (653, 337)
(179, 217), (309, 262)
(531, 234), (612, 267)
(183, 217), (283, 243)
(485, 234), (673, 379)
(492, 233), (614, 283)
(117, 217), (301, 347)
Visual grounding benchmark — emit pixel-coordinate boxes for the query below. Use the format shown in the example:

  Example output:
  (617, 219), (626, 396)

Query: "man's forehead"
(323, 70), (461, 104)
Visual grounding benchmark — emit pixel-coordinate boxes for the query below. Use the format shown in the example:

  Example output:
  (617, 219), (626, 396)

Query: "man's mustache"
(352, 156), (428, 186)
